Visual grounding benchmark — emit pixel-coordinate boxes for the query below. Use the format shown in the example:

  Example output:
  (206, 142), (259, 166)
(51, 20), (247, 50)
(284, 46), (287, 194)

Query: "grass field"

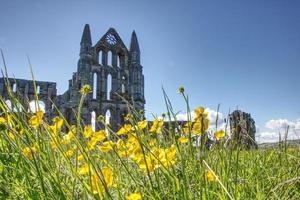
(0, 84), (299, 199)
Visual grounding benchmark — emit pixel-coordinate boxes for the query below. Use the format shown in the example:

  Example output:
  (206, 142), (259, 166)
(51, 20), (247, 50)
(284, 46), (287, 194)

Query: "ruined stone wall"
(0, 77), (57, 119)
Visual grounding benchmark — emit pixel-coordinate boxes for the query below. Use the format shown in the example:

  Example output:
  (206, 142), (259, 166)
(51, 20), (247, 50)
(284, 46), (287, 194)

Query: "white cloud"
(258, 119), (300, 143)
(265, 119), (293, 130)
(294, 119), (300, 130)
(256, 130), (300, 144)
(256, 131), (279, 143)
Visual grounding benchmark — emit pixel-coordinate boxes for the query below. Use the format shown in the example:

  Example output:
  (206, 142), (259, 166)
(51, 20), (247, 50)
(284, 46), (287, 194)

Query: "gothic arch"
(106, 73), (112, 100)
(93, 72), (98, 99)
(107, 51), (112, 66)
(12, 83), (17, 93)
(29, 100), (45, 113)
(91, 110), (96, 131)
(98, 50), (103, 65)
(5, 99), (12, 111)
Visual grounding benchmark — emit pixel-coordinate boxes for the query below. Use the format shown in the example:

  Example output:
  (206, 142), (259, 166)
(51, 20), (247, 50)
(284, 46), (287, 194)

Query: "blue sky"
(0, 0), (299, 142)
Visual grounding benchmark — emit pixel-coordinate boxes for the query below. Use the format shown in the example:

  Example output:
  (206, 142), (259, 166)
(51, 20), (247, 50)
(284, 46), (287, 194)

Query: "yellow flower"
(124, 113), (133, 121)
(194, 107), (205, 116)
(126, 193), (142, 200)
(90, 167), (113, 194)
(66, 149), (74, 157)
(138, 155), (156, 173)
(52, 116), (63, 128)
(48, 117), (64, 135)
(32, 143), (39, 152)
(22, 147), (34, 160)
(87, 138), (98, 151)
(158, 145), (177, 168)
(98, 141), (114, 153)
(214, 130), (225, 140)
(87, 130), (107, 150)
(8, 132), (15, 140)
(134, 120), (148, 131)
(77, 154), (84, 161)
(0, 117), (6, 124)
(192, 118), (209, 135)
(149, 138), (157, 147)
(178, 137), (188, 144)
(83, 125), (94, 138)
(29, 110), (44, 128)
(80, 84), (92, 95)
(117, 124), (132, 135)
(92, 130), (107, 142)
(47, 125), (56, 135)
(205, 170), (216, 182)
(149, 119), (164, 134)
(78, 163), (90, 175)
(116, 139), (126, 149)
(182, 121), (192, 134)
(61, 131), (75, 145)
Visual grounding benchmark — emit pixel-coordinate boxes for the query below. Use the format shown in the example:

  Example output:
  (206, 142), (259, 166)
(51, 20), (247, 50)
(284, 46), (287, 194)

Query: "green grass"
(0, 84), (299, 200)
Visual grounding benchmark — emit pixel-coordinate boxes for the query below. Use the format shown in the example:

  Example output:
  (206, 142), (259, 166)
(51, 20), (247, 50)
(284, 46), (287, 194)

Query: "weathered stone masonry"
(0, 24), (145, 131)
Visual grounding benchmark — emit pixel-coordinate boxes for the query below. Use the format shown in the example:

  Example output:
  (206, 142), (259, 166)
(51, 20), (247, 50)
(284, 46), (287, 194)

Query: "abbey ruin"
(0, 24), (145, 131)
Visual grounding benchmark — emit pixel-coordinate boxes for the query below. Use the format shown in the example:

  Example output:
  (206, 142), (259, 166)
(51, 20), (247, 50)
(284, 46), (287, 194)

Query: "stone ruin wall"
(0, 78), (57, 119)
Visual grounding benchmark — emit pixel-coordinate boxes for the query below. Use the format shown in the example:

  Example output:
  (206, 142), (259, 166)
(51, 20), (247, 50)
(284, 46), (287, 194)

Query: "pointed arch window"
(116, 55), (121, 68)
(98, 50), (103, 65)
(12, 83), (17, 93)
(91, 111), (96, 131)
(107, 74), (112, 100)
(5, 100), (12, 111)
(121, 84), (125, 94)
(105, 109), (111, 133)
(36, 85), (40, 94)
(121, 76), (126, 94)
(107, 51), (112, 66)
(29, 100), (45, 113)
(93, 73), (97, 99)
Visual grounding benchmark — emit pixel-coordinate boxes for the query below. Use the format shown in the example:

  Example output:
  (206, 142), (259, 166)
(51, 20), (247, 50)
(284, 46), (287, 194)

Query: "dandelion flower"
(214, 130), (225, 140)
(29, 110), (44, 128)
(205, 170), (216, 182)
(149, 119), (164, 134)
(98, 141), (114, 153)
(80, 84), (92, 95)
(117, 124), (132, 135)
(22, 147), (34, 160)
(126, 193), (142, 200)
(134, 120), (148, 131)
(90, 167), (113, 194)
(83, 125), (94, 138)
(178, 137), (189, 144)
(78, 163), (90, 175)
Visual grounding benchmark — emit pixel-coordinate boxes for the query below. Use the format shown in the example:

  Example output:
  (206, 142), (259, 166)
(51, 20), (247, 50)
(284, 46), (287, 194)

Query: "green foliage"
(0, 86), (299, 200)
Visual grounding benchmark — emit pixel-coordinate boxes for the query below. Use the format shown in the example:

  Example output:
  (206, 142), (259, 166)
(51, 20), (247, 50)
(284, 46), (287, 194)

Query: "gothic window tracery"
(93, 73), (97, 99)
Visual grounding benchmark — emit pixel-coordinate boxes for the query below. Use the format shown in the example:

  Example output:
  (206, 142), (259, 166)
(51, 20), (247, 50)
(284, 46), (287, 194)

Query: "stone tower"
(229, 110), (257, 149)
(57, 24), (145, 131)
